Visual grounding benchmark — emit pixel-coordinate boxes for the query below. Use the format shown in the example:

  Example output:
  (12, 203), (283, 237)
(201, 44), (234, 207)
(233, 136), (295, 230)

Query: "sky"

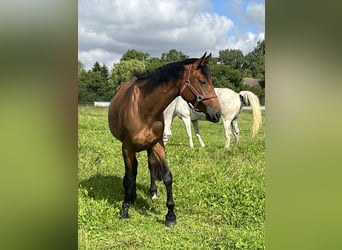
(78, 0), (265, 70)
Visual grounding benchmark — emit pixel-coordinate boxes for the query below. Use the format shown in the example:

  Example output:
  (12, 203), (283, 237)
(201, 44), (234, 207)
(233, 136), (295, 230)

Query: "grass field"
(78, 105), (265, 249)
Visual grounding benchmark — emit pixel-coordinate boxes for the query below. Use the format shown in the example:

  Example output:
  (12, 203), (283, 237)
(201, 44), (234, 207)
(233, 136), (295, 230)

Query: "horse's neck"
(144, 81), (181, 117)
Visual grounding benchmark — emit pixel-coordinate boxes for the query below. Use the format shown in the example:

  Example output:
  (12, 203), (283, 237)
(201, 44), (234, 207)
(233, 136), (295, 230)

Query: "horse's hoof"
(120, 213), (130, 220)
(151, 193), (157, 200)
(165, 219), (176, 227)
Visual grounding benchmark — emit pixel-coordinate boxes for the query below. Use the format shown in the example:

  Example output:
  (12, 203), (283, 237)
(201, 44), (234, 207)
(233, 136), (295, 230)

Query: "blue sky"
(78, 0), (264, 70)
(210, 0), (264, 34)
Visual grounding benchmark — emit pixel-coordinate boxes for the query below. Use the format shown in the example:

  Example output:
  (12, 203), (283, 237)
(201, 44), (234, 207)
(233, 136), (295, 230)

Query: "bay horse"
(108, 53), (221, 227)
(163, 88), (262, 148)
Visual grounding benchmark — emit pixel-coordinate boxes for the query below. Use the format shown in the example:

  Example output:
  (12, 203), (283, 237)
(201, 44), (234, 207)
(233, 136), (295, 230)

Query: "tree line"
(78, 40), (265, 104)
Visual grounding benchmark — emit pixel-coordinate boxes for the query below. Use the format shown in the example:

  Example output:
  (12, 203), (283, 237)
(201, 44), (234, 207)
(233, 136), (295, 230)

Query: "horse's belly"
(110, 114), (163, 151)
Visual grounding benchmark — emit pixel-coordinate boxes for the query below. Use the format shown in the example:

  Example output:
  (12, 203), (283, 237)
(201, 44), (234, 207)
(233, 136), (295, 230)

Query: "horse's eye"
(199, 79), (207, 84)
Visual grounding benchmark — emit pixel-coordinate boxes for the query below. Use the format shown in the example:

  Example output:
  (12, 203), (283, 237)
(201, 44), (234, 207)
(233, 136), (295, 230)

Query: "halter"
(179, 64), (218, 110)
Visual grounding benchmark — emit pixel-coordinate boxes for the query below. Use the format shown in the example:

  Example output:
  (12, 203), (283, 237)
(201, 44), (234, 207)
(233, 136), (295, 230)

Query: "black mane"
(134, 58), (199, 89)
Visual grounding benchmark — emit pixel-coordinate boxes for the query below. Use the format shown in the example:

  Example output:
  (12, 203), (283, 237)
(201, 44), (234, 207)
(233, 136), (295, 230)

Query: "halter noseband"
(179, 64), (218, 110)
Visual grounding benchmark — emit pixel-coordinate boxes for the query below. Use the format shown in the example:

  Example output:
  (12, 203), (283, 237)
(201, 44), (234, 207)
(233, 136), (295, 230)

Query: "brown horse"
(108, 52), (221, 227)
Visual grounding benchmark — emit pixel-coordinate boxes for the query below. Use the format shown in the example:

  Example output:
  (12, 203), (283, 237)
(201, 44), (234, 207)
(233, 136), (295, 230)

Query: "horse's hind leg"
(121, 145), (138, 219)
(232, 118), (240, 146)
(148, 142), (176, 227)
(163, 114), (176, 145)
(192, 120), (205, 147)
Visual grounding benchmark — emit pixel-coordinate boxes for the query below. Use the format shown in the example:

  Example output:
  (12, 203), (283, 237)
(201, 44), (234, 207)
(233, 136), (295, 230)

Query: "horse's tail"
(239, 91), (262, 137)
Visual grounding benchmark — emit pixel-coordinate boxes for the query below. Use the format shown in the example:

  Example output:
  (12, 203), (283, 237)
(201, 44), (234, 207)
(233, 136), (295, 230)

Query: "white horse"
(163, 88), (262, 148)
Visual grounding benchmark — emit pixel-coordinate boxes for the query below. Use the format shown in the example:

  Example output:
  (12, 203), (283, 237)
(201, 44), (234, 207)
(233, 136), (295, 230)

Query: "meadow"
(78, 105), (265, 249)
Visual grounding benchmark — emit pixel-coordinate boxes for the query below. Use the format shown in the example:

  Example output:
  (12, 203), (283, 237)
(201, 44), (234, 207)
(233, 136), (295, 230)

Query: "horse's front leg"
(181, 116), (194, 147)
(148, 142), (176, 227)
(121, 145), (138, 219)
(147, 148), (158, 199)
(231, 118), (240, 146)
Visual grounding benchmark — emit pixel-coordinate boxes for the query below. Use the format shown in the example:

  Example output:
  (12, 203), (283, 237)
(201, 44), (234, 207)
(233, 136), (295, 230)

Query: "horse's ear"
(195, 52), (211, 69)
(202, 53), (212, 65)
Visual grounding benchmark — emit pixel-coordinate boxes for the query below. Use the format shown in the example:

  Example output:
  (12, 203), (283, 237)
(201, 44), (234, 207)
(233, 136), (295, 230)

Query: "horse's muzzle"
(206, 111), (221, 123)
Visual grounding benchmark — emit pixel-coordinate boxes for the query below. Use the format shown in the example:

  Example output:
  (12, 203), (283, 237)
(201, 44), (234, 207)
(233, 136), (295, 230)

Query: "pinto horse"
(108, 53), (221, 227)
(163, 88), (262, 148)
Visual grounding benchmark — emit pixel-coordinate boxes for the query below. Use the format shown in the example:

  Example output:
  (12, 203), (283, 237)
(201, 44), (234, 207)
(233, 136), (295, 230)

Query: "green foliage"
(243, 40), (265, 79)
(145, 57), (162, 72)
(78, 62), (113, 103)
(160, 49), (189, 64)
(92, 61), (102, 72)
(78, 106), (265, 249)
(121, 49), (150, 63)
(77, 40), (265, 104)
(210, 64), (242, 90)
(218, 49), (245, 69)
(110, 59), (145, 89)
(78, 60), (85, 78)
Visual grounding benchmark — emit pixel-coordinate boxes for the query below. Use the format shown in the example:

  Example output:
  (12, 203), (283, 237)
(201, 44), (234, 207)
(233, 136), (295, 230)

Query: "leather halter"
(179, 64), (218, 110)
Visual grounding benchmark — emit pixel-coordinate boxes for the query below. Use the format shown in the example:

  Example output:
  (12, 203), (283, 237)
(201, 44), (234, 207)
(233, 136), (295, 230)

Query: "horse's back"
(215, 88), (241, 119)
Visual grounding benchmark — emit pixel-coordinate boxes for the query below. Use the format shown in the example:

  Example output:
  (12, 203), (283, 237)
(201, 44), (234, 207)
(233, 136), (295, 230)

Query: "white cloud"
(225, 32), (265, 55)
(78, 48), (121, 70)
(246, 2), (265, 31)
(78, 0), (263, 70)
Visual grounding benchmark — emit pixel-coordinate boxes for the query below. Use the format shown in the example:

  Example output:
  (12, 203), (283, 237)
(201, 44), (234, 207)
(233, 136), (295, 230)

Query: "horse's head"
(180, 52), (221, 123)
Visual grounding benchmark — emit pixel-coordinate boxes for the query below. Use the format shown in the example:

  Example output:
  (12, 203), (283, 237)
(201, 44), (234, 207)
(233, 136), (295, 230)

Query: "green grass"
(78, 105), (265, 249)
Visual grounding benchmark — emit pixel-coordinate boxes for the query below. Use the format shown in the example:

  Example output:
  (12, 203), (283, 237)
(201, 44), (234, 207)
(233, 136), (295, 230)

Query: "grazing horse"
(163, 88), (262, 148)
(108, 53), (221, 227)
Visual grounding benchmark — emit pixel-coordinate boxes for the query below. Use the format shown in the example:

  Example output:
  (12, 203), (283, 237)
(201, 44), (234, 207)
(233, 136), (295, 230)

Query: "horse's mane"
(134, 58), (199, 89)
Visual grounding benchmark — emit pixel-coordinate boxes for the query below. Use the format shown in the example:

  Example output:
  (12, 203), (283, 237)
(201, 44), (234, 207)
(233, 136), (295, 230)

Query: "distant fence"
(94, 102), (110, 107)
(242, 106), (265, 110)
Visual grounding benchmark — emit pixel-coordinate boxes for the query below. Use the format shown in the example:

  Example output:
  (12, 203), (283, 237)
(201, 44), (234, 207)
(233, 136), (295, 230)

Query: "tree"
(92, 61), (102, 72)
(160, 49), (188, 64)
(78, 62), (114, 103)
(78, 60), (85, 78)
(145, 57), (162, 72)
(100, 64), (109, 81)
(121, 49), (150, 63)
(210, 64), (242, 91)
(218, 49), (245, 70)
(243, 40), (265, 79)
(110, 59), (145, 89)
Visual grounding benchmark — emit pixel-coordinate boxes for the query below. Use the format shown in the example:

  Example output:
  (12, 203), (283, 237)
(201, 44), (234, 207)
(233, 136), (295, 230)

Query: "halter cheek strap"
(179, 64), (217, 110)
